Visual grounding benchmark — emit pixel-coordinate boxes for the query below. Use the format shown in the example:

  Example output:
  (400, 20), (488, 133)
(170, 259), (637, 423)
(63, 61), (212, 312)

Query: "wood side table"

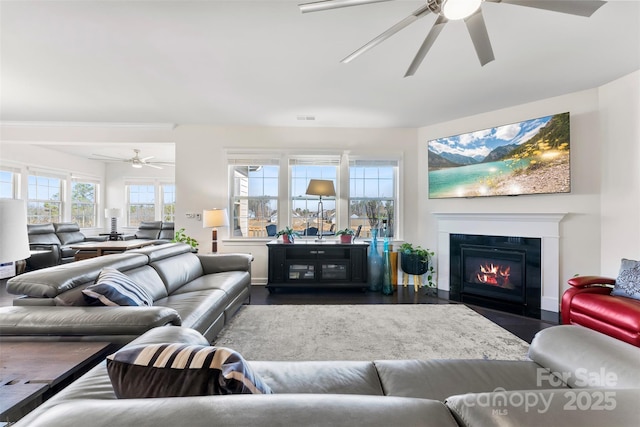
(0, 342), (113, 423)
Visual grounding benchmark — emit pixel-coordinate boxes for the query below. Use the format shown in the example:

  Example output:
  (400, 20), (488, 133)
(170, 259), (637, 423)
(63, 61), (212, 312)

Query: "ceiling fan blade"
(144, 163), (163, 170)
(342, 4), (432, 63)
(141, 156), (155, 161)
(299, 0), (392, 13)
(89, 154), (127, 161)
(465, 9), (494, 66)
(498, 0), (606, 17)
(404, 15), (448, 77)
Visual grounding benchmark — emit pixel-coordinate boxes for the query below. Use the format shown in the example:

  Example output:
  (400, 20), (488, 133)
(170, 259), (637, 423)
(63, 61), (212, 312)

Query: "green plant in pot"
(172, 228), (199, 252)
(276, 227), (299, 243)
(335, 228), (355, 243)
(399, 242), (436, 291)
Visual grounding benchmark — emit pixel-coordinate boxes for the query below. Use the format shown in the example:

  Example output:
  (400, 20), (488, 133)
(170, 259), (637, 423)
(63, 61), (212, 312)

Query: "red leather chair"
(561, 275), (640, 347)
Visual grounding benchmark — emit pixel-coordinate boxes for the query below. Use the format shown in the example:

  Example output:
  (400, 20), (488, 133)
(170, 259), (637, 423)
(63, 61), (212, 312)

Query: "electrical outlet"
(196, 213), (201, 221)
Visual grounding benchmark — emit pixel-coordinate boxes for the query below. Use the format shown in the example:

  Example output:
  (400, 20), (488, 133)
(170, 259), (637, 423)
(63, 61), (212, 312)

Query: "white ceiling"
(1, 0), (639, 162)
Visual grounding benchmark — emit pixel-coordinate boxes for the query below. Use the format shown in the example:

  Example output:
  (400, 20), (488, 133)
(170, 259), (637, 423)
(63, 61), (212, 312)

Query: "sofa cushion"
(611, 258), (640, 301)
(158, 222), (175, 240)
(83, 268), (154, 306)
(135, 221), (162, 239)
(54, 222), (86, 245)
(106, 343), (273, 398)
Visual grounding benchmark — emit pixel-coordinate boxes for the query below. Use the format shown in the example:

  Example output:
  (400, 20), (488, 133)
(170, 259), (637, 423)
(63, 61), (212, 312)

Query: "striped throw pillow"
(82, 267), (154, 306)
(107, 343), (273, 398)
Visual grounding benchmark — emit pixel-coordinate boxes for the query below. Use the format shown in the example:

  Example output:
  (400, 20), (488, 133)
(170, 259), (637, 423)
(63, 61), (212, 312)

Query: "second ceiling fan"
(299, 0), (607, 77)
(90, 149), (174, 169)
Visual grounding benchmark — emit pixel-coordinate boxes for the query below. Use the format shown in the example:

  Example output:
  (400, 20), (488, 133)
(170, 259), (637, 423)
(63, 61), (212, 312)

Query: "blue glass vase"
(382, 238), (393, 295)
(367, 229), (383, 292)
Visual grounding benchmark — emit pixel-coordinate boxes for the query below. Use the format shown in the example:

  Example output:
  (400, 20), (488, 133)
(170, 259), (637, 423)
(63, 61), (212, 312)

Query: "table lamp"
(0, 199), (31, 278)
(203, 208), (229, 253)
(305, 179), (336, 240)
(104, 208), (122, 239)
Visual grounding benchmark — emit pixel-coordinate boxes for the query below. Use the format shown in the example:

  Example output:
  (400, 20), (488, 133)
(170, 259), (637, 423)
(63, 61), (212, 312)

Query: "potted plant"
(172, 228), (199, 252)
(399, 242), (436, 290)
(276, 227), (298, 243)
(335, 228), (355, 243)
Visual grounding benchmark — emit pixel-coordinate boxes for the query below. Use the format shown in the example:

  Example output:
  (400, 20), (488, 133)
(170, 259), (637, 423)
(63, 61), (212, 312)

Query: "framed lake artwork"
(427, 112), (570, 199)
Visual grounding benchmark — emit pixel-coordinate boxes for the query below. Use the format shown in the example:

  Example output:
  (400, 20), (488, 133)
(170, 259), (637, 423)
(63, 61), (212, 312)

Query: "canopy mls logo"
(463, 389), (617, 415)
(462, 368), (619, 415)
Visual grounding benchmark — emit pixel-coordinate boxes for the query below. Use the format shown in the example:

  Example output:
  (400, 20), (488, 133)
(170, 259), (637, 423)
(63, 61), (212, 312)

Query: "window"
(0, 168), (18, 199)
(349, 159), (398, 238)
(127, 184), (156, 226)
(27, 172), (63, 224)
(162, 184), (176, 222)
(290, 157), (339, 236)
(226, 152), (401, 239)
(229, 160), (279, 237)
(71, 179), (98, 227)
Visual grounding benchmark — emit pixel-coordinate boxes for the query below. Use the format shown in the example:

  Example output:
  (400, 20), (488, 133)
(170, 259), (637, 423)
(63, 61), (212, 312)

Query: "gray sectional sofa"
(11, 324), (640, 427)
(0, 243), (252, 344)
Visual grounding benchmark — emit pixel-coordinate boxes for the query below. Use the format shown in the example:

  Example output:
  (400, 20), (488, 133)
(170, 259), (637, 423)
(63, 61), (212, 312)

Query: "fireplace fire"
(450, 234), (542, 319)
(475, 263), (512, 288)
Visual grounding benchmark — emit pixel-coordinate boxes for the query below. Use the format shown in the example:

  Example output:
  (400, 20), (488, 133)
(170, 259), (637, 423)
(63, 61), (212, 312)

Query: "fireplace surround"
(433, 212), (566, 317)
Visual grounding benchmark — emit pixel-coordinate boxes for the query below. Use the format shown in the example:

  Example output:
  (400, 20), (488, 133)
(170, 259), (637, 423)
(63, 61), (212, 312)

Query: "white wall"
(418, 69), (640, 302)
(598, 70), (640, 276)
(174, 125), (418, 282)
(2, 70), (638, 291)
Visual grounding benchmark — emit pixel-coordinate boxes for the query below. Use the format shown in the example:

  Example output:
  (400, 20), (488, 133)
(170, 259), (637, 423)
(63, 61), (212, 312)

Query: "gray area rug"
(214, 305), (530, 361)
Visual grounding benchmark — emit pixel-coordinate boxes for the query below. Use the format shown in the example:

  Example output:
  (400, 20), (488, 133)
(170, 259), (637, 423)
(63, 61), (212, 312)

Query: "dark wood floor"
(1, 279), (558, 344)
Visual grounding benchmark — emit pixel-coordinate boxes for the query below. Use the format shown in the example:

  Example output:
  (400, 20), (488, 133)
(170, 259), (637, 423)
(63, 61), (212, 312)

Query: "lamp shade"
(105, 208), (122, 218)
(0, 199), (31, 264)
(305, 179), (336, 197)
(203, 208), (229, 228)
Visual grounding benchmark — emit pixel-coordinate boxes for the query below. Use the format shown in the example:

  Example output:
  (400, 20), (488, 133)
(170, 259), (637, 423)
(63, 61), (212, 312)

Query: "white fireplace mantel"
(433, 212), (567, 313)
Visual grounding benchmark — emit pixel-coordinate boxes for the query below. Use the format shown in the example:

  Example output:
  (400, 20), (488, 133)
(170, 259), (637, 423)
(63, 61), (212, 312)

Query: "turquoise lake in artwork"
(428, 159), (530, 198)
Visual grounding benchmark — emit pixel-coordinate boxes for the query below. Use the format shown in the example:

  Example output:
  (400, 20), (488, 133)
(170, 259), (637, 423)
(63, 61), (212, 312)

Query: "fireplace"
(450, 234), (541, 318)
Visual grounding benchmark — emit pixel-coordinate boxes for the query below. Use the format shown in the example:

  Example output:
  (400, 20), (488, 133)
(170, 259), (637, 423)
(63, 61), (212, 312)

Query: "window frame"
(228, 155), (281, 238)
(27, 170), (64, 224)
(348, 158), (399, 238)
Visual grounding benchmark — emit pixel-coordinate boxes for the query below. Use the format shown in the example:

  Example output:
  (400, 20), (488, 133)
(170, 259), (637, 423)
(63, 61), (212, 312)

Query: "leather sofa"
(1, 243), (253, 344)
(123, 221), (174, 242)
(26, 222), (108, 270)
(561, 275), (640, 347)
(11, 324), (640, 427)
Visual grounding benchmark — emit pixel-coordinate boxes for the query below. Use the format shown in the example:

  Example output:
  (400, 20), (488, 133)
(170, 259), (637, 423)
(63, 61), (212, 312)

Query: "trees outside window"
(71, 180), (98, 227)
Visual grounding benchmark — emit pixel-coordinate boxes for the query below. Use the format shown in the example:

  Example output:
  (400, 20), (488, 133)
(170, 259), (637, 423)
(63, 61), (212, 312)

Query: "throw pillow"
(107, 343), (273, 398)
(611, 258), (640, 301)
(82, 267), (154, 306)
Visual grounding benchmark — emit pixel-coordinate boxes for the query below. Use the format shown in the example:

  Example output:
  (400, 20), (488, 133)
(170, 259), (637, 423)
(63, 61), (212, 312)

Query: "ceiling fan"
(299, 0), (607, 77)
(89, 149), (174, 169)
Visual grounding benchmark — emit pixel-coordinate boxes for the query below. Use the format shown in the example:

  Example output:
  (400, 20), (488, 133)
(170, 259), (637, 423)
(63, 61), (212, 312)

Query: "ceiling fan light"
(131, 162), (143, 168)
(441, 0), (482, 20)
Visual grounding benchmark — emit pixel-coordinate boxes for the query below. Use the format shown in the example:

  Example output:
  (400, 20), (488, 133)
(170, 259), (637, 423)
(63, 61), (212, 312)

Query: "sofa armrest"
(567, 276), (616, 288)
(561, 284), (614, 324)
(197, 253), (253, 274)
(0, 306), (182, 337)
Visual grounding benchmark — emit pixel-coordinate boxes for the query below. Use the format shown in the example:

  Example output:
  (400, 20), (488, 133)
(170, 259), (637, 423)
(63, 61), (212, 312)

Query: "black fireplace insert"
(450, 234), (541, 318)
